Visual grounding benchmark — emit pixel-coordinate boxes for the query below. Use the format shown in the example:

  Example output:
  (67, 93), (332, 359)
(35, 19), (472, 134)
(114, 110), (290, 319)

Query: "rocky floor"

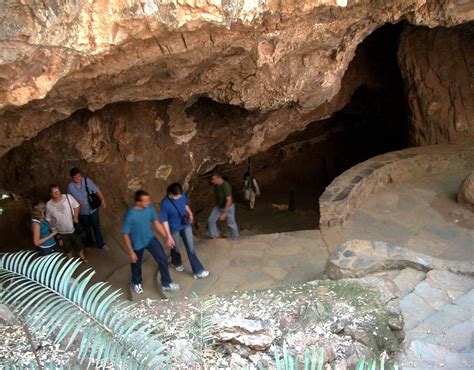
(328, 240), (474, 369)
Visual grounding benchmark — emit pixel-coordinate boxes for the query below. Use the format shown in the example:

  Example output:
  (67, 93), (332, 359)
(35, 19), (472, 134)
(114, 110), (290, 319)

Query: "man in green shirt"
(208, 173), (239, 239)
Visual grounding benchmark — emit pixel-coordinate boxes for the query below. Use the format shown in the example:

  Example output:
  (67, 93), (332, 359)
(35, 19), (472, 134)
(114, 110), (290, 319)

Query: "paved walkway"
(86, 229), (328, 301)
(322, 170), (473, 261)
(328, 240), (474, 369)
(85, 169), (472, 302)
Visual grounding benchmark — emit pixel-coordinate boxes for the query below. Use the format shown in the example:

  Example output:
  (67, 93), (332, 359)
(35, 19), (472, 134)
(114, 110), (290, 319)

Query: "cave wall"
(398, 23), (474, 145)
(0, 1), (472, 158)
(0, 20), (402, 217)
(0, 3), (473, 239)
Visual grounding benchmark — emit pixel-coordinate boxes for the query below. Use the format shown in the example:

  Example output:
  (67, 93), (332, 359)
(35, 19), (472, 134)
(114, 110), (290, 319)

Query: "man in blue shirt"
(160, 182), (209, 279)
(122, 190), (180, 294)
(68, 168), (107, 250)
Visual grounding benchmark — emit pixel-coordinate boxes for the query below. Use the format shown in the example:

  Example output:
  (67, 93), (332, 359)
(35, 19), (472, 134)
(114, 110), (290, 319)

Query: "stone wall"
(319, 145), (474, 228)
(398, 24), (474, 145)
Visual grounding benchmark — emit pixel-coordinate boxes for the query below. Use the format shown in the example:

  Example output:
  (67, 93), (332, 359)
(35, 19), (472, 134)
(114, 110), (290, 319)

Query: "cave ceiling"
(1, 0), (472, 160)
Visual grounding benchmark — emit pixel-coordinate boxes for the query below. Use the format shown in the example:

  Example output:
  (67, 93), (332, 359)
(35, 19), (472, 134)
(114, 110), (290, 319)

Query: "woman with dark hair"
(31, 201), (59, 256)
(160, 182), (209, 279)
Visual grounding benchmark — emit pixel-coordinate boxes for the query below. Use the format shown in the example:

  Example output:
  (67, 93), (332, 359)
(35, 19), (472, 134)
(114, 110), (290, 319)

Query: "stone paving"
(321, 170), (474, 261)
(328, 239), (474, 369)
(86, 229), (328, 301)
(319, 144), (474, 228)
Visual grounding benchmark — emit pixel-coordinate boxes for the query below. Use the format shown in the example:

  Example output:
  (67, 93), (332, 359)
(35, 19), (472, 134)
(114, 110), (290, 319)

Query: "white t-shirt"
(46, 194), (80, 234)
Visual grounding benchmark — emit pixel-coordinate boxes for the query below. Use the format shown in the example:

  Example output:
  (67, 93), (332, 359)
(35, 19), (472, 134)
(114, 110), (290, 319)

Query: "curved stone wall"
(319, 144), (474, 228)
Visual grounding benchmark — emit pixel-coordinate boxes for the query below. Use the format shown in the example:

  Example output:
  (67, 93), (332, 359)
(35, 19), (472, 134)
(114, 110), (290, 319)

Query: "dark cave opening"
(190, 22), (409, 235)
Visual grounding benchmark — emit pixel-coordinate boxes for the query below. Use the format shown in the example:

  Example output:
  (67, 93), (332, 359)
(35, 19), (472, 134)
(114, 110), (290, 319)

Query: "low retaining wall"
(319, 144), (474, 228)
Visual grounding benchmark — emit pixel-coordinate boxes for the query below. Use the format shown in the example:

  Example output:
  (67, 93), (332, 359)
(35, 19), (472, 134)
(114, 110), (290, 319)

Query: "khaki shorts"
(59, 233), (83, 253)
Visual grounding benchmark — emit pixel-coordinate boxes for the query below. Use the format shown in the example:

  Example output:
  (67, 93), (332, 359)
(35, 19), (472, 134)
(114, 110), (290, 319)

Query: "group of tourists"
(31, 169), (260, 295)
(31, 168), (106, 263)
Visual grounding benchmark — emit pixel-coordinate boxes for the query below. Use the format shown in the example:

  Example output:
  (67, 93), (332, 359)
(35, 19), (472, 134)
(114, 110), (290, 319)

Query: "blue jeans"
(208, 204), (239, 239)
(131, 238), (172, 286)
(170, 226), (205, 274)
(79, 210), (105, 248)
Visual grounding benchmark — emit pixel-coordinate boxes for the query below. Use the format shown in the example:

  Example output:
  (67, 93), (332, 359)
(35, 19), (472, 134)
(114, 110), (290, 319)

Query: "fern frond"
(0, 251), (169, 369)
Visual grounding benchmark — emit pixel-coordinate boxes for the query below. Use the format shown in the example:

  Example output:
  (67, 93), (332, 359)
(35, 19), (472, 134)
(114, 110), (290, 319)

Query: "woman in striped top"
(31, 201), (59, 256)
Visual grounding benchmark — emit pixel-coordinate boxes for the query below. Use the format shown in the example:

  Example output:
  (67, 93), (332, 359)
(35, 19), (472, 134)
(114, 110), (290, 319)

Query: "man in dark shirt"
(207, 173), (239, 240)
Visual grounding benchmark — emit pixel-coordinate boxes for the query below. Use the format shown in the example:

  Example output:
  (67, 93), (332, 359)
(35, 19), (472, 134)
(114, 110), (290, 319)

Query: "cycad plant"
(187, 293), (217, 364)
(271, 344), (398, 370)
(0, 251), (169, 369)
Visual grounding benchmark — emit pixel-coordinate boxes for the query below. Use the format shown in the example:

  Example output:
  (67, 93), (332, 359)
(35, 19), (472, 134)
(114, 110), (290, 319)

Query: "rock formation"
(458, 171), (474, 211)
(0, 0), (472, 158)
(398, 24), (474, 145)
(0, 1), (472, 221)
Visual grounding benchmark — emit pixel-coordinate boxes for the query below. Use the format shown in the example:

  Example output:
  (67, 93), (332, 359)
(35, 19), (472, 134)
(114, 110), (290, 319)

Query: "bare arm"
(32, 223), (57, 246)
(73, 206), (80, 223)
(223, 196), (233, 212)
(96, 190), (106, 209)
(153, 220), (174, 249)
(122, 233), (138, 263)
(185, 204), (194, 224)
(253, 179), (260, 195)
(161, 221), (175, 248)
(219, 196), (233, 221)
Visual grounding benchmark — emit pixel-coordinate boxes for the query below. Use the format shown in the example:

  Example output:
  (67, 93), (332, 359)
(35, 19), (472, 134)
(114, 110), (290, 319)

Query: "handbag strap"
(65, 194), (75, 220)
(167, 196), (184, 218)
(85, 177), (92, 195)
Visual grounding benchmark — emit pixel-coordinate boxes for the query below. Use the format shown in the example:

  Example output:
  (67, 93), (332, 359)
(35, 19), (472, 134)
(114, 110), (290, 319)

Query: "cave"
(190, 22), (409, 233)
(0, 2), (473, 368)
(0, 21), (472, 247)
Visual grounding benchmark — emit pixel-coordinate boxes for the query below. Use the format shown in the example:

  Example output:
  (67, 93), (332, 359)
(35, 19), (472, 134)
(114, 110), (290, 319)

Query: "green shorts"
(59, 233), (83, 253)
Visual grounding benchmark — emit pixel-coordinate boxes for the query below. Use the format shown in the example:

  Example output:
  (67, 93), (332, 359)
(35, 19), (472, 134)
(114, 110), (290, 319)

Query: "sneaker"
(132, 283), (143, 294)
(210, 234), (221, 240)
(161, 282), (180, 293)
(100, 244), (110, 251)
(173, 264), (185, 272)
(193, 270), (209, 279)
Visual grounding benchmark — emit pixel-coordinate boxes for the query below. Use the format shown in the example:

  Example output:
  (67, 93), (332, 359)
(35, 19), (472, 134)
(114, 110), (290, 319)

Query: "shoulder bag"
(85, 177), (102, 210)
(168, 197), (189, 226)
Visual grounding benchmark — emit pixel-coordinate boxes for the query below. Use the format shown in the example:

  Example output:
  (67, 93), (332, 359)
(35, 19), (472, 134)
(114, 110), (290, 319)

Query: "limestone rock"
(0, 304), (19, 326)
(215, 318), (276, 350)
(0, 1), (472, 158)
(346, 342), (373, 367)
(326, 240), (473, 280)
(457, 171), (474, 211)
(398, 25), (474, 145)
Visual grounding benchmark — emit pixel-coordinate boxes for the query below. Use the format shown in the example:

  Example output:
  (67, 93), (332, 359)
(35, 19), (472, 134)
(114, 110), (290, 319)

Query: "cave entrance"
(191, 22), (408, 236)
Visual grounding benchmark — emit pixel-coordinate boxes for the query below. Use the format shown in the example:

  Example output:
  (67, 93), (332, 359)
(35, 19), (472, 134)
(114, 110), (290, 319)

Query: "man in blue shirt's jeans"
(121, 190), (180, 295)
(68, 168), (107, 250)
(160, 182), (209, 279)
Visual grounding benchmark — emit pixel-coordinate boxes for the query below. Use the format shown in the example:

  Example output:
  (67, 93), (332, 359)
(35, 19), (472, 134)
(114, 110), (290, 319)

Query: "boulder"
(457, 171), (474, 211)
(215, 318), (276, 351)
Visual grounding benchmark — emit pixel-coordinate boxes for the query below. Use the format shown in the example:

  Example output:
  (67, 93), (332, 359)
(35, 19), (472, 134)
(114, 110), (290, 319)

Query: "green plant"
(273, 343), (324, 370)
(270, 344), (399, 370)
(0, 251), (169, 369)
(355, 355), (398, 370)
(186, 293), (217, 363)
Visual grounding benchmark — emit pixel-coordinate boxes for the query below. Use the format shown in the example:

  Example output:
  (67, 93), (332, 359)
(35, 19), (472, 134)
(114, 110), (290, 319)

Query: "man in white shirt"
(243, 171), (261, 210)
(46, 184), (87, 262)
